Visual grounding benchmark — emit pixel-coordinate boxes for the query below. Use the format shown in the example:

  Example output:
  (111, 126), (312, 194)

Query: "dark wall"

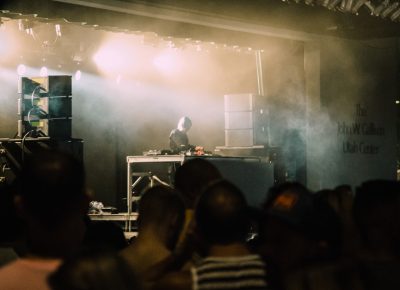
(316, 38), (398, 188)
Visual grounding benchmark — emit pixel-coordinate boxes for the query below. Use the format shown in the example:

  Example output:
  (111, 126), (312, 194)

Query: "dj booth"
(126, 154), (274, 230)
(0, 139), (274, 232)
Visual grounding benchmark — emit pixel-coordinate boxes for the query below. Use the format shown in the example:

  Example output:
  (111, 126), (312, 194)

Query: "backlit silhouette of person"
(169, 117), (195, 153)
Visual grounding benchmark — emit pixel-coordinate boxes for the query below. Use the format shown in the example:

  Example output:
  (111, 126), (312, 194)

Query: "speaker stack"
(224, 93), (269, 147)
(224, 94), (254, 147)
(0, 75), (83, 184)
(18, 76), (72, 139)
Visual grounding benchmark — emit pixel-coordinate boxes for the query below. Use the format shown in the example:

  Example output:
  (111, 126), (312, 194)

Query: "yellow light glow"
(0, 24), (17, 62)
(40, 66), (48, 77)
(17, 64), (26, 76)
(93, 35), (143, 76)
(116, 74), (122, 84)
(153, 49), (182, 75)
(75, 70), (82, 81)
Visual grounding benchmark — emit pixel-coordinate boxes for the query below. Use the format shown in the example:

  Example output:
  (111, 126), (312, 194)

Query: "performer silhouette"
(169, 116), (195, 153)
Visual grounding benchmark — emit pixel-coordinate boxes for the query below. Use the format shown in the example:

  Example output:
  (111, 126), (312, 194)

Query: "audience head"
(18, 149), (87, 227)
(138, 185), (185, 250)
(353, 179), (400, 256)
(174, 158), (222, 209)
(316, 185), (353, 215)
(15, 149), (89, 257)
(0, 182), (22, 245)
(259, 182), (342, 272)
(48, 250), (141, 290)
(83, 220), (128, 252)
(263, 182), (310, 209)
(195, 179), (250, 246)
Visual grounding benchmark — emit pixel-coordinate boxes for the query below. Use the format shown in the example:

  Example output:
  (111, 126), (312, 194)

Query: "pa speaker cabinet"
(41, 97), (72, 118)
(43, 119), (72, 139)
(22, 97), (72, 118)
(224, 94), (254, 112)
(224, 112), (253, 129)
(22, 119), (71, 139)
(19, 76), (72, 96)
(18, 77), (43, 95)
(225, 129), (254, 147)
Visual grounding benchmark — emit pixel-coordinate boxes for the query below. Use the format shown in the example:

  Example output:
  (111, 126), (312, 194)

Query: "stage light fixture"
(171, 38), (186, 50)
(390, 6), (400, 19)
(351, 0), (369, 13)
(380, 2), (399, 18)
(40, 66), (48, 77)
(328, 0), (342, 9)
(26, 28), (34, 37)
(279, 0), (400, 22)
(18, 19), (24, 31)
(364, 1), (376, 14)
(373, 0), (389, 16)
(18, 19), (35, 36)
(55, 24), (62, 37)
(17, 64), (26, 76)
(339, 0), (347, 10)
(143, 32), (159, 47)
(321, 0), (331, 7)
(340, 0), (353, 12)
(75, 70), (82, 81)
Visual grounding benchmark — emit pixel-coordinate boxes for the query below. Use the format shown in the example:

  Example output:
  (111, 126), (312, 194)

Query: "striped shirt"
(191, 255), (268, 290)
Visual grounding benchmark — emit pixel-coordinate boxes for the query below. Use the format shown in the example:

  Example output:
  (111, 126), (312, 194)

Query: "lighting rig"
(287, 0), (400, 20)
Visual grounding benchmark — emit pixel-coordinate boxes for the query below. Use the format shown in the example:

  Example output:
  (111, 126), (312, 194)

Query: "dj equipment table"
(88, 213), (138, 232)
(126, 155), (274, 231)
(126, 155), (185, 230)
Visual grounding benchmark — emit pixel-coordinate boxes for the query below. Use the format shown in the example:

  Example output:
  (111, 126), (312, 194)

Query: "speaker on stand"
(0, 75), (83, 184)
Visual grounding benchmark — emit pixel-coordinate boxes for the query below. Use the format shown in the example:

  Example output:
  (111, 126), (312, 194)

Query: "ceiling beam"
(51, 0), (327, 41)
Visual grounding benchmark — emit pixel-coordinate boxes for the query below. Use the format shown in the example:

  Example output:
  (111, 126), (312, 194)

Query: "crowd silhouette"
(0, 149), (400, 290)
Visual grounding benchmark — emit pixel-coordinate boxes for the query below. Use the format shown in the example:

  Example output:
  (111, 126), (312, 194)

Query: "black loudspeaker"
(18, 76), (72, 96)
(22, 97), (72, 118)
(18, 76), (72, 139)
(42, 119), (72, 139)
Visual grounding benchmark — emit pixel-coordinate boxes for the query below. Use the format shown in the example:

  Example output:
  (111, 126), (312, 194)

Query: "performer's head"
(177, 116), (192, 132)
